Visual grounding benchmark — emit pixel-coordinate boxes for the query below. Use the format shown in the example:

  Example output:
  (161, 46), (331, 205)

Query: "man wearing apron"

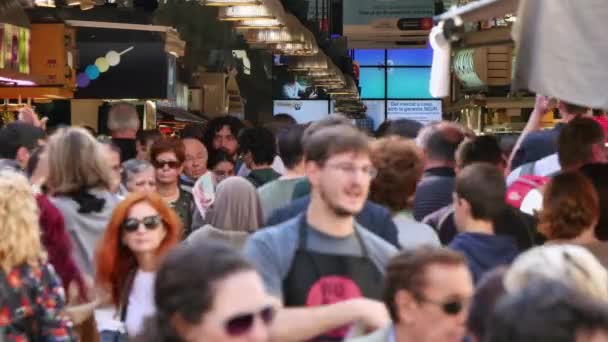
(245, 124), (397, 341)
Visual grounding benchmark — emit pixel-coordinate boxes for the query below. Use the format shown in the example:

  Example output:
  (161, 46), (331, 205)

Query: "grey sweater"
(50, 189), (121, 276)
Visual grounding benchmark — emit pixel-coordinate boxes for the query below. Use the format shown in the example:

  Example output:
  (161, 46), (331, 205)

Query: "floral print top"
(0, 261), (77, 341)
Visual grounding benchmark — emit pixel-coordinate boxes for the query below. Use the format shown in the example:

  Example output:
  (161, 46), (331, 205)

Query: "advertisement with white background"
(387, 100), (442, 124)
(273, 100), (329, 123)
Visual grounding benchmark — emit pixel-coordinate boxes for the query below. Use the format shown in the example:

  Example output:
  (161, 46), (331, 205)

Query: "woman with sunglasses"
(135, 240), (274, 342)
(149, 138), (195, 237)
(95, 192), (182, 340)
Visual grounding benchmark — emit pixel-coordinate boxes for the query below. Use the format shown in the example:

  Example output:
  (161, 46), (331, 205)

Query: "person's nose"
(247, 316), (270, 342)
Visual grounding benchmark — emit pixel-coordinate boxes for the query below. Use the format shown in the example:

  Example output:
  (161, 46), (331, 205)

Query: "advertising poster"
(387, 99), (442, 124)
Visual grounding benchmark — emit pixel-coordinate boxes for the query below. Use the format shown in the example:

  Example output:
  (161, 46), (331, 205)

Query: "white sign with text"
(387, 100), (442, 124)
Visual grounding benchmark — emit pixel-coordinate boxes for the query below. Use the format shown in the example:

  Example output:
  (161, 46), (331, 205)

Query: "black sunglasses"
(122, 215), (162, 232)
(224, 306), (275, 336)
(153, 160), (181, 169)
(416, 295), (466, 316)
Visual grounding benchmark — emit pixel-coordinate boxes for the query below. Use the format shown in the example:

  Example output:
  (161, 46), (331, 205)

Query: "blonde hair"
(107, 103), (140, 133)
(0, 170), (43, 272)
(46, 127), (113, 194)
(504, 245), (608, 301)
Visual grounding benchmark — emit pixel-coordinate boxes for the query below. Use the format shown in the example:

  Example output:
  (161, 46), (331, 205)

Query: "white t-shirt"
(94, 307), (124, 333)
(125, 270), (156, 337)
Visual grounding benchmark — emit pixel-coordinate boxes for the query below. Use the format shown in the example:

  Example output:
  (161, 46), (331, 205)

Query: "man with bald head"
(180, 137), (212, 194)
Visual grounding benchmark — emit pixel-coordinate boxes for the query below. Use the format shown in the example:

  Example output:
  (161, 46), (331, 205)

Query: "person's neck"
(306, 192), (355, 237)
(425, 160), (454, 171)
(157, 183), (179, 200)
(281, 164), (305, 180)
(135, 252), (157, 272)
(554, 227), (600, 245)
(112, 131), (136, 139)
(461, 218), (494, 235)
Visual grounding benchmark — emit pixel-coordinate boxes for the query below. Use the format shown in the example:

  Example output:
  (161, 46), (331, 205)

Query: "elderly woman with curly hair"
(0, 170), (77, 340)
(369, 136), (440, 249)
(539, 171), (608, 266)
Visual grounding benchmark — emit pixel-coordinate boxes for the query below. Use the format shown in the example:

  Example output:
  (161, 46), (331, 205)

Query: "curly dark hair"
(539, 172), (599, 240)
(369, 136), (424, 212)
(202, 116), (244, 152)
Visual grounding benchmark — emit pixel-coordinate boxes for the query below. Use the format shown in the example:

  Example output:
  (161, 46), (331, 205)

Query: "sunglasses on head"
(122, 215), (162, 232)
(153, 160), (181, 169)
(416, 294), (466, 316)
(224, 306), (275, 336)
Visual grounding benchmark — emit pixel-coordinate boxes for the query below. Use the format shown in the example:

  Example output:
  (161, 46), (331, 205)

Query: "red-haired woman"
(94, 192), (182, 341)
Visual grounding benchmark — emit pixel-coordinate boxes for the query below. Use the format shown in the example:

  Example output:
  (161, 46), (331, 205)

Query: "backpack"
(506, 175), (550, 209)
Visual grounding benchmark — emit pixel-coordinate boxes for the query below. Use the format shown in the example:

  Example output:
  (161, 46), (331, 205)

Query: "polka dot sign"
(77, 46), (135, 88)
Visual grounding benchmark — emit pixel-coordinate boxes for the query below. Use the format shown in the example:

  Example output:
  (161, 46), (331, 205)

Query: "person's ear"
(16, 146), (30, 168)
(305, 161), (321, 186)
(170, 313), (193, 341)
(395, 290), (418, 324)
(591, 143), (608, 163)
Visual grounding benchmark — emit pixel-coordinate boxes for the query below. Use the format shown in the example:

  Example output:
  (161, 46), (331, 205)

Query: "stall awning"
(156, 106), (207, 123)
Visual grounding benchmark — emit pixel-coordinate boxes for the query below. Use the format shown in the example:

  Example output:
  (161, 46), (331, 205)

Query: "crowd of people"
(0, 99), (607, 342)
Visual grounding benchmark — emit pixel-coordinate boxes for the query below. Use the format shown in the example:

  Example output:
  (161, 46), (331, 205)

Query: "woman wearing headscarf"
(187, 177), (263, 249)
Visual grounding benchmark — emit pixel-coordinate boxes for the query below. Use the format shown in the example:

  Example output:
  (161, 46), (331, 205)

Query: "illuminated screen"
(387, 67), (433, 99)
(360, 68), (385, 99)
(354, 49), (385, 66)
(387, 48), (433, 66)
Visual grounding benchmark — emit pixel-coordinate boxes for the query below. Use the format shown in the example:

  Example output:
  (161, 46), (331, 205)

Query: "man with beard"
(202, 116), (243, 160)
(245, 124), (398, 341)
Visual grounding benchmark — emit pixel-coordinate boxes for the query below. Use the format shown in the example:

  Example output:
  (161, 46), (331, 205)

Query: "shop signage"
(0, 24), (30, 74)
(343, 0), (434, 32)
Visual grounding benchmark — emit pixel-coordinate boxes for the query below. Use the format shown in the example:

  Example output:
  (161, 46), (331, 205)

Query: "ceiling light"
(235, 19), (283, 28)
(218, 5), (274, 21)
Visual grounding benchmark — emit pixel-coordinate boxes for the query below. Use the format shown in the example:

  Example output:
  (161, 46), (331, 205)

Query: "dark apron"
(282, 216), (384, 341)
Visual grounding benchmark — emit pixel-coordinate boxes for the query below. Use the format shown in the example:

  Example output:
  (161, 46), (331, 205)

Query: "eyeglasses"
(122, 215), (162, 232)
(416, 294), (468, 316)
(153, 160), (181, 169)
(223, 306), (275, 336)
(324, 162), (378, 179)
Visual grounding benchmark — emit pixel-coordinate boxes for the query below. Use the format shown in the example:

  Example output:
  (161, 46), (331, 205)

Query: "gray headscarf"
(204, 176), (263, 232)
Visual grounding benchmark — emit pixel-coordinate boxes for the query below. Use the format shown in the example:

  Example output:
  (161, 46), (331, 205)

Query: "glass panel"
(360, 68), (386, 99)
(387, 48), (433, 66)
(387, 67), (433, 99)
(353, 49), (385, 66)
